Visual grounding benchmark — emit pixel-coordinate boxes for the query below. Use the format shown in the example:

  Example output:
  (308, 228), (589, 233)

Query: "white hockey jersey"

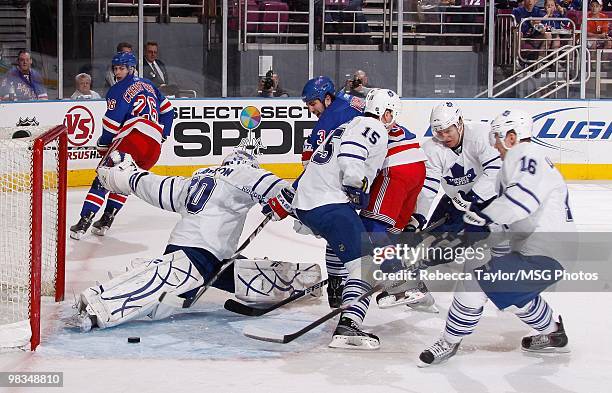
(293, 116), (389, 211)
(130, 164), (289, 260)
(416, 121), (501, 218)
(481, 142), (576, 257)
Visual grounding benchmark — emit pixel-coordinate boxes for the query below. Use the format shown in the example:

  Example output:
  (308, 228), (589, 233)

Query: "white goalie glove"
(96, 154), (143, 195)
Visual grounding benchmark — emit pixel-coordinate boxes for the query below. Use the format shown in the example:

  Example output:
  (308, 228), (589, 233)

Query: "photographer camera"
(257, 69), (289, 97)
(344, 69), (372, 98)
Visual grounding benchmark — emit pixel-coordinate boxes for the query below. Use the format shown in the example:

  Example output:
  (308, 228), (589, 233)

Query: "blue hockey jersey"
(302, 91), (365, 164)
(99, 73), (173, 147)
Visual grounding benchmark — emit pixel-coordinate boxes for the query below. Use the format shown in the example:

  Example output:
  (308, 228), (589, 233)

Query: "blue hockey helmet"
(111, 51), (137, 68)
(301, 76), (335, 103)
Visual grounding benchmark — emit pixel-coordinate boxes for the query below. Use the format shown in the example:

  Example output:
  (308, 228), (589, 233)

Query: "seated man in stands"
(513, 0), (546, 62)
(0, 50), (48, 101)
(587, 0), (612, 50)
(142, 41), (179, 96)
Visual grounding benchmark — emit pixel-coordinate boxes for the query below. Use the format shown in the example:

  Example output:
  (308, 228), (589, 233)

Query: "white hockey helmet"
(222, 149), (260, 168)
(489, 109), (533, 148)
(429, 101), (463, 137)
(364, 88), (402, 126)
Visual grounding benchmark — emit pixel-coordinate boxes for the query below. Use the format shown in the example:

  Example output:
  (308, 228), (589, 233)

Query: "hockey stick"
(242, 215), (450, 343)
(224, 279), (329, 317)
(159, 215), (273, 309)
(230, 214), (449, 318)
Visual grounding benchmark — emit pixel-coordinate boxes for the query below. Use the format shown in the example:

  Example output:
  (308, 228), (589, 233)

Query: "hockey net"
(0, 125), (67, 351)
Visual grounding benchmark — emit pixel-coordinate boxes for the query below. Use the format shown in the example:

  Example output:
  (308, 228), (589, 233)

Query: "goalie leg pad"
(234, 259), (322, 303)
(79, 250), (205, 329)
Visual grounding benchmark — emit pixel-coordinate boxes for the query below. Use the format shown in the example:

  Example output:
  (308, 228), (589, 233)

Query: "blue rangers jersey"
(100, 73), (173, 147)
(302, 92), (365, 165)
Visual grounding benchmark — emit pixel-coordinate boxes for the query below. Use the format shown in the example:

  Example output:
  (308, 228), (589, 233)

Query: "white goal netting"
(0, 126), (63, 349)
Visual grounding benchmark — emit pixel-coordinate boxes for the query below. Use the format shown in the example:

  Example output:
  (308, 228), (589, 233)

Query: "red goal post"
(0, 125), (67, 351)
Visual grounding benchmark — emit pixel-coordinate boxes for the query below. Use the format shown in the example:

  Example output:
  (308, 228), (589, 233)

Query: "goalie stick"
(242, 215), (451, 343)
(224, 279), (329, 317)
(159, 215), (273, 309)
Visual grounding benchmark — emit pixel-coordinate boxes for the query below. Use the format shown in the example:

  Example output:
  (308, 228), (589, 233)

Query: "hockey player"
(299, 76), (365, 308)
(69, 51), (174, 240)
(274, 88), (401, 349)
(377, 101), (503, 308)
(69, 149), (296, 331)
(418, 109), (574, 366)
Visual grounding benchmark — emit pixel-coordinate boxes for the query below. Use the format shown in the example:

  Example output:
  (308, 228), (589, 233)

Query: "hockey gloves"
(97, 156), (143, 195)
(343, 177), (369, 210)
(262, 187), (295, 221)
(405, 213), (427, 232)
(463, 204), (493, 228)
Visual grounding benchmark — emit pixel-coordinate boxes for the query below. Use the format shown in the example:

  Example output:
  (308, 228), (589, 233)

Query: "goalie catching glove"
(262, 187), (295, 221)
(96, 154), (147, 195)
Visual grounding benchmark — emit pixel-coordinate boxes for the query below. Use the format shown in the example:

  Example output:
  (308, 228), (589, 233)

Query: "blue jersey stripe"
(484, 165), (501, 171)
(261, 178), (283, 199)
(425, 176), (441, 184)
(423, 184), (438, 194)
(516, 183), (541, 205)
(169, 177), (176, 212)
(337, 153), (366, 161)
(159, 177), (169, 210)
(482, 156), (501, 167)
(340, 141), (368, 152)
(252, 173), (273, 193)
(505, 192), (531, 214)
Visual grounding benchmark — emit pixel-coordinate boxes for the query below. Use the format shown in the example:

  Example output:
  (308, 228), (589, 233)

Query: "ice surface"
(0, 182), (611, 393)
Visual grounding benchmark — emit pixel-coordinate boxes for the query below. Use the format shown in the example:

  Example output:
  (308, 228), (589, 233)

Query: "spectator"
(0, 50), (48, 101)
(105, 42), (137, 87)
(587, 0), (612, 49)
(344, 69), (372, 98)
(541, 0), (569, 50)
(513, 0), (546, 61)
(142, 41), (169, 88)
(557, 0), (582, 12)
(257, 70), (289, 97)
(70, 73), (101, 100)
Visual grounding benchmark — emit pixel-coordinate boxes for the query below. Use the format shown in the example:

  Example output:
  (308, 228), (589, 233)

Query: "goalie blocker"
(67, 255), (321, 331)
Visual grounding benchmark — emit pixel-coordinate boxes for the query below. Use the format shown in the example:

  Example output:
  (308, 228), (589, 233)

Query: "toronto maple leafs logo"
(443, 163), (476, 186)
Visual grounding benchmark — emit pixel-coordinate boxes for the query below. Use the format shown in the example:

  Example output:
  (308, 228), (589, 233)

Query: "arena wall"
(1, 98), (610, 186)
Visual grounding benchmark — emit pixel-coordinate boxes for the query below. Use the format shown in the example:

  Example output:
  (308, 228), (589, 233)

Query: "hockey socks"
(444, 296), (484, 343)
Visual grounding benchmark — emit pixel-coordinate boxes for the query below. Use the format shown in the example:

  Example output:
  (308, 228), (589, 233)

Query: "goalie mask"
(489, 109), (533, 149)
(222, 149), (260, 169)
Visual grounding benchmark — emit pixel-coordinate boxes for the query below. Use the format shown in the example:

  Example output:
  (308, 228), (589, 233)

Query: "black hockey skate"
(327, 275), (344, 308)
(91, 208), (118, 236)
(521, 315), (570, 353)
(328, 316), (380, 350)
(69, 212), (95, 240)
(418, 337), (461, 367)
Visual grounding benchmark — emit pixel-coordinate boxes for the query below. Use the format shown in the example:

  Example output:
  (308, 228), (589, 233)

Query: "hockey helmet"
(111, 51), (137, 68)
(301, 76), (335, 104)
(429, 101), (463, 137)
(489, 109), (533, 148)
(364, 88), (402, 126)
(222, 149), (260, 169)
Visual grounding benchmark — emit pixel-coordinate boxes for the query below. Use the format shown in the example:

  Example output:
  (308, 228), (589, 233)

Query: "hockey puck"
(127, 337), (140, 343)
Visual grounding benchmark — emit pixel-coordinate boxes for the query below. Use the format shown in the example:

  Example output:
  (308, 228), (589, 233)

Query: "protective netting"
(0, 127), (60, 347)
